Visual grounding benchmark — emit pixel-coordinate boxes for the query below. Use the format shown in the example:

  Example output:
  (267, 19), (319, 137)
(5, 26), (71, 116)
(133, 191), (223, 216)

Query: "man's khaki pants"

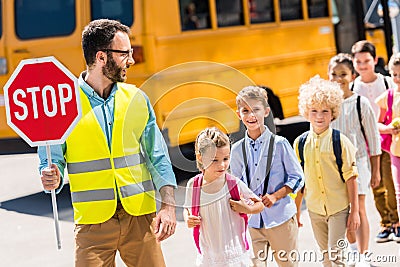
(74, 204), (165, 267)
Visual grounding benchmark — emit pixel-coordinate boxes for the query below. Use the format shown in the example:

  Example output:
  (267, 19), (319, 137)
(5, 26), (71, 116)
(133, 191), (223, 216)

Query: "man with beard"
(38, 19), (177, 267)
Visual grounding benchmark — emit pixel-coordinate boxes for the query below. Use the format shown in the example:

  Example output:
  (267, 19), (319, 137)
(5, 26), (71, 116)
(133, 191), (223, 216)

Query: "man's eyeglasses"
(102, 48), (134, 57)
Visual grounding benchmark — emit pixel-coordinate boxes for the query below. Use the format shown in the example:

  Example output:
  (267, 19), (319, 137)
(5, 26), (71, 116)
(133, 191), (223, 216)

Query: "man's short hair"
(82, 19), (130, 66)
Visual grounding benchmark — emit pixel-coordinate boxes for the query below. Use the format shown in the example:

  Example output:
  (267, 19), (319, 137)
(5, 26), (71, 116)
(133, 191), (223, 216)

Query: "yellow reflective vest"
(66, 83), (156, 224)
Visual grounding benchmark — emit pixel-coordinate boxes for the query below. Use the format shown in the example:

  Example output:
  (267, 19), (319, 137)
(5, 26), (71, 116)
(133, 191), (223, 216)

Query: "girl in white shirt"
(184, 127), (263, 267)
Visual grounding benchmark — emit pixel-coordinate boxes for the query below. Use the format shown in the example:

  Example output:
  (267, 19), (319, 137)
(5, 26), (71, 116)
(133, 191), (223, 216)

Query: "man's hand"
(154, 185), (176, 242)
(40, 164), (61, 191)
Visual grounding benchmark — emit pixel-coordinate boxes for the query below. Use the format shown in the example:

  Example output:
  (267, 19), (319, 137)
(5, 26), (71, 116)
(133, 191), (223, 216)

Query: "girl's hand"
(229, 198), (250, 214)
(391, 127), (400, 135)
(186, 215), (201, 228)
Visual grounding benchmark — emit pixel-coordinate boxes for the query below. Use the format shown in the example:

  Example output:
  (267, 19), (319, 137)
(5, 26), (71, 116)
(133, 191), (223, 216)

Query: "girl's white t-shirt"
(184, 175), (260, 267)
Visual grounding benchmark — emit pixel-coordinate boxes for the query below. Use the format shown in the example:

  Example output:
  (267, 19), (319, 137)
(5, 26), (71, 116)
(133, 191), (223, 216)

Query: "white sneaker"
(346, 250), (359, 266)
(355, 254), (371, 267)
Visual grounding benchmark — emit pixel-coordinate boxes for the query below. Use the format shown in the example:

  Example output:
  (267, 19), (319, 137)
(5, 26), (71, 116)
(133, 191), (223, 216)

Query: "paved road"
(0, 154), (399, 266)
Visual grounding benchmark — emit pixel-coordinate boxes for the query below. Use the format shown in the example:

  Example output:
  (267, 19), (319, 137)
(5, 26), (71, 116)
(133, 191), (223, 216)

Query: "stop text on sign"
(3, 56), (81, 146)
(13, 83), (73, 120)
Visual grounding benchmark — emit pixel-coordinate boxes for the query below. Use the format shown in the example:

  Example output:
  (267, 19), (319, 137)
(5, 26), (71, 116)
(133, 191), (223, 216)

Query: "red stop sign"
(4, 57), (81, 146)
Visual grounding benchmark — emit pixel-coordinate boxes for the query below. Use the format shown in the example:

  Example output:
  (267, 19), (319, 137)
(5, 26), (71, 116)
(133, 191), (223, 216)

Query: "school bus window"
(216, 0), (244, 27)
(91, 0), (134, 27)
(179, 0), (211, 31)
(249, 0), (275, 24)
(280, 0), (303, 21)
(307, 0), (329, 18)
(15, 0), (75, 40)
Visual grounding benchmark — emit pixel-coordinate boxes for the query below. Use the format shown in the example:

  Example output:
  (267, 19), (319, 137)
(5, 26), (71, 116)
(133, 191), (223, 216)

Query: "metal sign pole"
(46, 144), (62, 250)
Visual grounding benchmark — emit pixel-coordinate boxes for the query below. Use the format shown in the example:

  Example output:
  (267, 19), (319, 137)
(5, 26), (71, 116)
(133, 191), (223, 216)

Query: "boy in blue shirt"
(230, 86), (304, 267)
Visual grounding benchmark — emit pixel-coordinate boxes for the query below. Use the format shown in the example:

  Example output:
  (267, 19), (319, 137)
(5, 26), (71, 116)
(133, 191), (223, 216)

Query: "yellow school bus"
(0, 0), (335, 149)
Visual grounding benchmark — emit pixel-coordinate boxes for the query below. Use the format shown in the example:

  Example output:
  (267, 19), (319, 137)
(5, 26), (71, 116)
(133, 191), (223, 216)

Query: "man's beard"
(102, 57), (126, 83)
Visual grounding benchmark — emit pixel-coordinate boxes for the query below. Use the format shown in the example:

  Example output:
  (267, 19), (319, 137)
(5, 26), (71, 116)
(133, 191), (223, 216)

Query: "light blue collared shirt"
(230, 126), (304, 229)
(38, 72), (177, 193)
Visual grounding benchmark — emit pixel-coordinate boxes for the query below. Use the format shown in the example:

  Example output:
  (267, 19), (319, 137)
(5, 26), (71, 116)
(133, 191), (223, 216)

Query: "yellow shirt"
(375, 90), (400, 156)
(294, 127), (358, 216)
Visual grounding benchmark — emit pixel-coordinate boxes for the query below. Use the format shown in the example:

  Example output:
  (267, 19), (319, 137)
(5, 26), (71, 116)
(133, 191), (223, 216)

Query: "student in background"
(329, 53), (381, 265)
(293, 76), (360, 267)
(375, 52), (400, 243)
(351, 40), (398, 243)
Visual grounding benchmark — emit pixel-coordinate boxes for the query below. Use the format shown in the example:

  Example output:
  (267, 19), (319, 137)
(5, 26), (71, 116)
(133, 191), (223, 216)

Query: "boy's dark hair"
(351, 40), (376, 59)
(82, 19), (131, 66)
(329, 53), (356, 75)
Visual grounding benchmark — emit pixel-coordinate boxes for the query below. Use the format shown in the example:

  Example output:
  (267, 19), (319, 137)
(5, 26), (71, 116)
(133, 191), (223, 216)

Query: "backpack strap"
(298, 131), (309, 169)
(332, 129), (345, 183)
(384, 76), (389, 89)
(356, 95), (367, 143)
(241, 139), (251, 186)
(226, 173), (249, 251)
(298, 130), (344, 183)
(241, 134), (275, 195)
(384, 88), (394, 125)
(297, 131), (309, 193)
(263, 134), (275, 195)
(192, 174), (203, 254)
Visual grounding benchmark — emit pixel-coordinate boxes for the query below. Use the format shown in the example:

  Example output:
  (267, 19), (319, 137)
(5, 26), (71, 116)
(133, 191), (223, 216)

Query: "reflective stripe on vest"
(71, 179), (154, 203)
(67, 153), (145, 174)
(72, 188), (115, 203)
(120, 180), (154, 198)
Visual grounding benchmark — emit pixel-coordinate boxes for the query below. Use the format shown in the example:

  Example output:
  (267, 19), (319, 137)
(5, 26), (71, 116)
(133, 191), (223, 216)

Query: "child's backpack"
(191, 173), (249, 254)
(297, 129), (345, 183)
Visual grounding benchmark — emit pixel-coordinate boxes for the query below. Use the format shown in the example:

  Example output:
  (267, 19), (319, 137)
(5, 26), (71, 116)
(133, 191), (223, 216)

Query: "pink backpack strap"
(226, 173), (249, 251)
(191, 174), (202, 254)
(387, 88), (394, 122)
